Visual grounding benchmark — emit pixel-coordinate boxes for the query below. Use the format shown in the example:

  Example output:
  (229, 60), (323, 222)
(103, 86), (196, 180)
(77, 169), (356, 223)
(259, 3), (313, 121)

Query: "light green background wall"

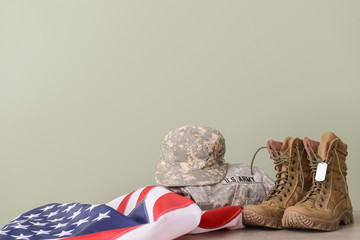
(1, 0), (359, 227)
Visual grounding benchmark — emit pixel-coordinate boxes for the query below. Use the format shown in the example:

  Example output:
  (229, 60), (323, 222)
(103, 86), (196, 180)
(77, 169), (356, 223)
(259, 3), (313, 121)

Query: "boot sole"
(242, 209), (283, 229)
(282, 210), (354, 231)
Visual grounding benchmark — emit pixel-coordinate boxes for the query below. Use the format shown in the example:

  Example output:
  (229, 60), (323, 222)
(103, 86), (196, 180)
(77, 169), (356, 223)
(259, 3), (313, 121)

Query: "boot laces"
(304, 145), (348, 207)
(251, 145), (305, 202)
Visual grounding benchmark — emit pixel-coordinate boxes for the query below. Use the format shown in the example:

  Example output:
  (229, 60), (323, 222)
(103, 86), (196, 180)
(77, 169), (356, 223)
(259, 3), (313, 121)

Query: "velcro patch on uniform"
(221, 176), (261, 185)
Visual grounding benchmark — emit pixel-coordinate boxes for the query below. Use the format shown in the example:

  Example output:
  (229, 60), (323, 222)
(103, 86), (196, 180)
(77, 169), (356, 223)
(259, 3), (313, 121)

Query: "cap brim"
(155, 164), (228, 187)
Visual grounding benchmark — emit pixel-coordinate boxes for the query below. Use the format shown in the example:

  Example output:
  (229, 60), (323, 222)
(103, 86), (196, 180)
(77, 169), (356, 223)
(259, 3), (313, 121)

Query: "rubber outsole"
(282, 210), (354, 231)
(242, 209), (284, 229)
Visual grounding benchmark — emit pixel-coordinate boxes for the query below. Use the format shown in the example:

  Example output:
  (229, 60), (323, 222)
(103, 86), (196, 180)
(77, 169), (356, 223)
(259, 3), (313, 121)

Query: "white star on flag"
(13, 223), (30, 229)
(72, 217), (89, 227)
(67, 208), (82, 220)
(11, 233), (33, 240)
(93, 210), (111, 222)
(59, 203), (71, 207)
(11, 219), (26, 224)
(29, 221), (47, 226)
(39, 205), (55, 212)
(31, 229), (51, 235)
(62, 203), (77, 213)
(85, 204), (99, 212)
(44, 210), (59, 218)
(50, 222), (68, 229)
(0, 229), (10, 235)
(23, 213), (41, 219)
(54, 230), (73, 237)
(48, 217), (64, 222)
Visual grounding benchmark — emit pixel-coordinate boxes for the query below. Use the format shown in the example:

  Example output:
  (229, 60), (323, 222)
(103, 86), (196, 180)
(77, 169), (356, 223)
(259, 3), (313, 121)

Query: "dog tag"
(315, 162), (328, 181)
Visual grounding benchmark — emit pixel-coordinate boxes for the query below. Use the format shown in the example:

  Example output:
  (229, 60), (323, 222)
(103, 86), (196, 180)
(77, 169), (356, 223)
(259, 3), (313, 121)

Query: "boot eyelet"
(291, 168), (294, 172)
(291, 161), (295, 164)
(279, 198), (283, 202)
(294, 144), (297, 148)
(283, 194), (287, 197)
(287, 189), (290, 192)
(291, 175), (294, 180)
(319, 204), (322, 207)
(294, 153), (297, 156)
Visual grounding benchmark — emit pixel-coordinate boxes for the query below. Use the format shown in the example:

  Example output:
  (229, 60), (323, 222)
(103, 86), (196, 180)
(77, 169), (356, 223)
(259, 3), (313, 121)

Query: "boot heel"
(340, 211), (354, 225)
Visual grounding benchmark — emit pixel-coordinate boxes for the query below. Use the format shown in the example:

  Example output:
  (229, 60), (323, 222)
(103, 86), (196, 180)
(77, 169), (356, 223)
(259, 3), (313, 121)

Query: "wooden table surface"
(176, 210), (359, 240)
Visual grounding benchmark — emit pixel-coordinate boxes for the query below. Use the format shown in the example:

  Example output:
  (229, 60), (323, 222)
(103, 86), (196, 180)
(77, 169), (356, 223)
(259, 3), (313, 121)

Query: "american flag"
(0, 186), (243, 240)
(190, 205), (244, 234)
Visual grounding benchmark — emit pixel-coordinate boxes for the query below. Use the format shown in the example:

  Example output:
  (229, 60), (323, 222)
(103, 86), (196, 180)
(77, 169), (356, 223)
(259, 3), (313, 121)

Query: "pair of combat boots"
(243, 132), (353, 231)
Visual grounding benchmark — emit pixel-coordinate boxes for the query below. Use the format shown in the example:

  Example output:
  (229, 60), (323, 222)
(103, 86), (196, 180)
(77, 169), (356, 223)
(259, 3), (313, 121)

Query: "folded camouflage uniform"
(155, 125), (274, 210)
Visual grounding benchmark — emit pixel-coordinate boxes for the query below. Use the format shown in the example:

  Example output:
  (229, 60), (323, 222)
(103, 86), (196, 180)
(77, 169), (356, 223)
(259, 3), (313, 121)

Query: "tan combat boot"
(282, 132), (353, 231)
(243, 137), (312, 229)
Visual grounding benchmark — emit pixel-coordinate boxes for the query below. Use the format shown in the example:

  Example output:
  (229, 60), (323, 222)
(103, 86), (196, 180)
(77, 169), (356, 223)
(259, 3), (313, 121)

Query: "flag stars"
(51, 222), (68, 229)
(54, 230), (73, 237)
(0, 229), (10, 235)
(63, 204), (77, 213)
(85, 204), (99, 212)
(32, 229), (51, 235)
(72, 217), (89, 227)
(11, 219), (26, 224)
(30, 221), (47, 226)
(44, 210), (59, 218)
(93, 210), (111, 222)
(59, 203), (71, 207)
(40, 205), (55, 212)
(48, 217), (64, 222)
(11, 233), (33, 240)
(2, 203), (126, 240)
(23, 213), (41, 219)
(67, 208), (82, 220)
(13, 223), (30, 229)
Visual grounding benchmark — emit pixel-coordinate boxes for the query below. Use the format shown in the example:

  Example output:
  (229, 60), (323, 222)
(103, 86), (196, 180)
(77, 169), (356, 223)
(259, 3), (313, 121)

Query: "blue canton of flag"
(0, 203), (140, 240)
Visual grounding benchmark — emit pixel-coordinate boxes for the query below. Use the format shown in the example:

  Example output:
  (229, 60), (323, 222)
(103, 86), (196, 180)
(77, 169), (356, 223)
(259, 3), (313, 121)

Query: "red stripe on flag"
(198, 206), (242, 229)
(136, 186), (156, 205)
(117, 191), (135, 214)
(152, 192), (194, 222)
(63, 225), (141, 240)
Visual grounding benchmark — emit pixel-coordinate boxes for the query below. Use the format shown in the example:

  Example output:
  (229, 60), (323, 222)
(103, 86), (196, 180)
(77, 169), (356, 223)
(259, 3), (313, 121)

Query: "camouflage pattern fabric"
(155, 125), (227, 186)
(167, 163), (275, 210)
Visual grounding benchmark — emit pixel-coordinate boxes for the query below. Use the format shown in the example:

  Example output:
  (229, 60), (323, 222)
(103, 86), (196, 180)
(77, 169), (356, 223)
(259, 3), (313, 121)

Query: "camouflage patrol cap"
(155, 125), (228, 187)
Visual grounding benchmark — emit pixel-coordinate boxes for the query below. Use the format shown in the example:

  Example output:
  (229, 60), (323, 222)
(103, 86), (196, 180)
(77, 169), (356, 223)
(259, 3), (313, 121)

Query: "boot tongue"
(317, 132), (339, 161)
(278, 137), (294, 182)
(266, 137), (294, 205)
(280, 137), (294, 155)
(303, 137), (320, 161)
